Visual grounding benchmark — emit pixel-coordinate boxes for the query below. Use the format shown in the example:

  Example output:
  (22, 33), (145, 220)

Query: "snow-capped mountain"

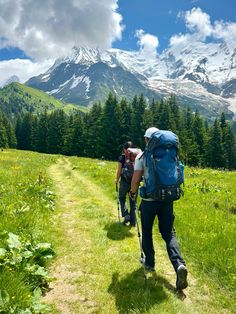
(0, 75), (20, 88)
(26, 45), (236, 120)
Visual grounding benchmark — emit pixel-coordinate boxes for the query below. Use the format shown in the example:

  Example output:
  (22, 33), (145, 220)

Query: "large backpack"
(122, 148), (142, 183)
(140, 130), (184, 201)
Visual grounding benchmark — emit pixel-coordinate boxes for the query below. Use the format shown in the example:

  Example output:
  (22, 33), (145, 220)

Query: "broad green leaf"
(19, 309), (32, 314)
(33, 266), (48, 277)
(32, 287), (42, 302)
(35, 243), (51, 250)
(22, 250), (33, 259)
(0, 248), (6, 258)
(7, 233), (21, 250)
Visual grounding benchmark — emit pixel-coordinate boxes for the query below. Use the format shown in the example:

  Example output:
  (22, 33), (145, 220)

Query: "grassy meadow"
(0, 150), (58, 313)
(0, 150), (235, 313)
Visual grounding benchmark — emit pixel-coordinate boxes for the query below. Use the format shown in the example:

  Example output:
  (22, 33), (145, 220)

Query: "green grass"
(175, 167), (236, 293)
(0, 149), (59, 313)
(1, 151), (235, 313)
(75, 159), (236, 305)
(0, 82), (83, 115)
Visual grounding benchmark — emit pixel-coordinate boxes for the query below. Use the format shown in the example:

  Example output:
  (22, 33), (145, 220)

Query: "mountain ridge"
(26, 45), (236, 120)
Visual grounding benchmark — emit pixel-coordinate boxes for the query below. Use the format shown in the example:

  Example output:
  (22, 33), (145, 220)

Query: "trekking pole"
(134, 199), (147, 281)
(115, 183), (121, 224)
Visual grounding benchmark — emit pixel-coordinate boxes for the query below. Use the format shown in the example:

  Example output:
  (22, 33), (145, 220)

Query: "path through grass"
(44, 157), (234, 313)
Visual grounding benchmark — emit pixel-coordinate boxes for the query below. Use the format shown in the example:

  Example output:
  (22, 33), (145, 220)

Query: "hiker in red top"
(115, 141), (141, 226)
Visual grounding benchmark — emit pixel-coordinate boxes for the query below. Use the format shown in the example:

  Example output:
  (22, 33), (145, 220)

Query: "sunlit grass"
(1, 150), (235, 313)
(0, 149), (58, 312)
(50, 156), (235, 313)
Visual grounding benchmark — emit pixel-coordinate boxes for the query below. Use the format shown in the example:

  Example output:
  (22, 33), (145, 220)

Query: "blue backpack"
(140, 130), (184, 202)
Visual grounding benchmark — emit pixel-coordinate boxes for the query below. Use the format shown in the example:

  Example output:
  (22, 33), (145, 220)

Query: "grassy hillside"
(0, 150), (235, 313)
(0, 83), (87, 115)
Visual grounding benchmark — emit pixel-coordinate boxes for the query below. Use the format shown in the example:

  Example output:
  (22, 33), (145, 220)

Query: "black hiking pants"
(140, 199), (186, 272)
(119, 178), (136, 225)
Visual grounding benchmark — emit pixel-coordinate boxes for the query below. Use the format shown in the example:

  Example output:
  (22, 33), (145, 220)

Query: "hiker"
(115, 141), (139, 226)
(129, 127), (188, 290)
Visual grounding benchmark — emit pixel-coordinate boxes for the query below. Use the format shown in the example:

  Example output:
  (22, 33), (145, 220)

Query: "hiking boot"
(123, 214), (130, 224)
(176, 265), (188, 290)
(144, 263), (155, 272)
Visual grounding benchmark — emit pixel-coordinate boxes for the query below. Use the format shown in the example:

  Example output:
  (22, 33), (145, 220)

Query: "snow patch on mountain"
(70, 75), (84, 89)
(26, 44), (236, 119)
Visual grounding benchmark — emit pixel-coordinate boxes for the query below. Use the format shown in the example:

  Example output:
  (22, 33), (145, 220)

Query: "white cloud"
(135, 29), (159, 59)
(185, 7), (212, 39)
(213, 20), (236, 44)
(0, 59), (54, 83)
(170, 7), (236, 51)
(0, 0), (123, 60)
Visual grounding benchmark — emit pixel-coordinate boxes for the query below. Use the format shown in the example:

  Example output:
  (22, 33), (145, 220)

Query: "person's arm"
(115, 162), (122, 184)
(130, 170), (143, 194)
(129, 154), (144, 197)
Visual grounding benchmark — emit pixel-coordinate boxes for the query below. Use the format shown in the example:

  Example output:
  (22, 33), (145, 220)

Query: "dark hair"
(123, 141), (133, 150)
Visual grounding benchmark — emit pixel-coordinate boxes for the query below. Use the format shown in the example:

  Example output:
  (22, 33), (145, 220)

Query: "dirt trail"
(44, 158), (229, 314)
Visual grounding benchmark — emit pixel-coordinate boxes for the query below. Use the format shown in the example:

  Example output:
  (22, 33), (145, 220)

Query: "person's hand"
(129, 191), (136, 200)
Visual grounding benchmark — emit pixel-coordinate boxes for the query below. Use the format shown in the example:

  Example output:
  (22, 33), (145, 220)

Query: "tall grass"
(0, 150), (58, 313)
(175, 168), (236, 293)
(70, 157), (236, 298)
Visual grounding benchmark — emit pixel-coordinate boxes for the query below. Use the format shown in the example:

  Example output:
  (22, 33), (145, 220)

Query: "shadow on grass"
(104, 222), (134, 241)
(108, 268), (169, 314)
(154, 274), (186, 301)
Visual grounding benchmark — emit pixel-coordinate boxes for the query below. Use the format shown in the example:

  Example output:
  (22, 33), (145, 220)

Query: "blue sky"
(114, 0), (236, 52)
(0, 0), (235, 82)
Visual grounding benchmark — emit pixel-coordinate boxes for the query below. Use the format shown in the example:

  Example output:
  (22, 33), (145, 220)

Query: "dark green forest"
(1, 93), (236, 169)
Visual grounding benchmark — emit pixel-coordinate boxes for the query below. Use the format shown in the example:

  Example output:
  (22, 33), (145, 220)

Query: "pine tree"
(100, 93), (122, 159)
(206, 119), (225, 168)
(192, 111), (206, 166)
(223, 124), (236, 169)
(47, 110), (67, 154)
(158, 99), (176, 131)
(149, 98), (158, 126)
(17, 113), (34, 150)
(119, 98), (132, 146)
(34, 111), (49, 153)
(181, 107), (199, 165)
(15, 115), (23, 149)
(83, 103), (103, 158)
(130, 94), (146, 149)
(168, 94), (182, 133)
(69, 114), (85, 156)
(2, 114), (17, 148)
(0, 112), (8, 148)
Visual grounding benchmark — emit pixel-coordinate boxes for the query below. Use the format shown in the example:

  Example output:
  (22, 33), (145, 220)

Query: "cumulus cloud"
(0, 0), (123, 60)
(171, 7), (236, 51)
(135, 29), (159, 59)
(184, 7), (212, 39)
(0, 59), (54, 83)
(213, 20), (236, 44)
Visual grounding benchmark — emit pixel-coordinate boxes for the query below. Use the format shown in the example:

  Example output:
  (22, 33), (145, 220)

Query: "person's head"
(123, 141), (133, 151)
(144, 127), (159, 143)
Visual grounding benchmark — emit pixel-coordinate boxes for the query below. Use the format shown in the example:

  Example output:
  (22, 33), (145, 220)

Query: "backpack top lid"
(125, 148), (142, 163)
(147, 130), (179, 152)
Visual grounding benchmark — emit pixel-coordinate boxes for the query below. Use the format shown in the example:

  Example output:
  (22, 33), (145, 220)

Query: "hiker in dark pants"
(115, 141), (136, 226)
(130, 127), (188, 290)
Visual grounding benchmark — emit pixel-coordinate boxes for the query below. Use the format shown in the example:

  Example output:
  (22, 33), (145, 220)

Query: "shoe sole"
(176, 267), (188, 290)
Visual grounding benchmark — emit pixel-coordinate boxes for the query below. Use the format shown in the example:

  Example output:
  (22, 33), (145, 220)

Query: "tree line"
(1, 93), (236, 169)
